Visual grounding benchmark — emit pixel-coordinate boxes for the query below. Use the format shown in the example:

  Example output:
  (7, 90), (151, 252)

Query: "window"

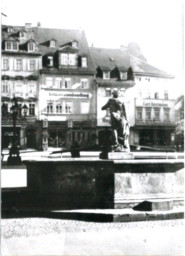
(28, 83), (36, 94)
(29, 60), (36, 71)
(120, 89), (125, 97)
(103, 72), (110, 79)
(146, 90), (150, 98)
(46, 77), (53, 87)
(6, 41), (12, 50)
(154, 92), (159, 99)
(154, 108), (160, 121)
(81, 57), (87, 67)
(56, 104), (62, 113)
(145, 108), (151, 120)
(50, 40), (56, 48)
(48, 56), (53, 67)
(120, 72), (127, 80)
(2, 81), (9, 93)
(136, 107), (143, 120)
(164, 90), (168, 100)
(20, 31), (26, 38)
(69, 54), (76, 65)
(15, 59), (22, 70)
(65, 102), (72, 114)
(29, 104), (35, 116)
(55, 78), (63, 88)
(47, 103), (53, 113)
(13, 42), (18, 50)
(81, 102), (90, 114)
(106, 109), (110, 117)
(72, 41), (78, 48)
(64, 78), (71, 88)
(2, 59), (9, 70)
(7, 27), (13, 33)
(106, 89), (111, 97)
(81, 78), (88, 89)
(61, 53), (68, 65)
(28, 43), (35, 52)
(15, 83), (23, 93)
(164, 108), (170, 121)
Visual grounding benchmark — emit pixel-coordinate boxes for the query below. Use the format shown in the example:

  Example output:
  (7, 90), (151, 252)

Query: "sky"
(1, 0), (184, 94)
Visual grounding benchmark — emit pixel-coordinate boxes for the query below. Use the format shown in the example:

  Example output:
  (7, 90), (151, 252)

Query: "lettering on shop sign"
(143, 102), (168, 107)
(48, 92), (91, 98)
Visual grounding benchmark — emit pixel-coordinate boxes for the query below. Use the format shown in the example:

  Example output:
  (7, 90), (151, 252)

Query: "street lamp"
(7, 97), (23, 165)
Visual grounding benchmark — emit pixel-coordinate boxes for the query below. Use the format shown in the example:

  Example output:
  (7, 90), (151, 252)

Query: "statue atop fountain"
(101, 90), (130, 156)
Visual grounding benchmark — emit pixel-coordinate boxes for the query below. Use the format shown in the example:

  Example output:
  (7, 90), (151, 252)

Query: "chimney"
(25, 23), (32, 29)
(37, 22), (41, 27)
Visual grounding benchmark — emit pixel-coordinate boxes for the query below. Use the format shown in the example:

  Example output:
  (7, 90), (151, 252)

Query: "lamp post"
(7, 97), (28, 165)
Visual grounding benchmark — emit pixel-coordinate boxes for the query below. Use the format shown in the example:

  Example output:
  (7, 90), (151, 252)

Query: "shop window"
(154, 108), (160, 121)
(46, 77), (53, 87)
(2, 81), (9, 93)
(2, 58), (9, 70)
(29, 59), (36, 71)
(136, 107), (143, 120)
(81, 78), (88, 89)
(164, 90), (168, 100)
(47, 103), (53, 113)
(56, 104), (62, 113)
(15, 59), (22, 70)
(81, 57), (87, 67)
(65, 102), (72, 114)
(64, 78), (71, 88)
(106, 89), (111, 97)
(145, 108), (151, 120)
(103, 72), (110, 80)
(164, 108), (170, 121)
(29, 103), (35, 116)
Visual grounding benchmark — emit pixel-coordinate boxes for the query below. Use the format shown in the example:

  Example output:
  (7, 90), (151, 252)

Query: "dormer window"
(120, 71), (127, 80)
(81, 57), (87, 67)
(103, 71), (110, 80)
(72, 41), (78, 48)
(50, 40), (56, 48)
(19, 31), (26, 38)
(5, 41), (18, 51)
(60, 53), (76, 66)
(28, 42), (35, 52)
(47, 56), (53, 67)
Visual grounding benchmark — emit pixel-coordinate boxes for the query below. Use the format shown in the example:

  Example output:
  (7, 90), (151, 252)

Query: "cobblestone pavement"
(1, 218), (184, 255)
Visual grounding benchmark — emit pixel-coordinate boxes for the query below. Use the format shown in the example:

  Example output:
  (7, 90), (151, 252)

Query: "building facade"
(127, 55), (176, 148)
(1, 24), (42, 149)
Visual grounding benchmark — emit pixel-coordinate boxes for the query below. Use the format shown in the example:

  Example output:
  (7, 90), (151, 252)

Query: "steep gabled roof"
(90, 47), (131, 71)
(129, 54), (174, 78)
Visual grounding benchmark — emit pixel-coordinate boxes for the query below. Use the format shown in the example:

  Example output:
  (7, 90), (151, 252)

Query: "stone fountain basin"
(23, 156), (184, 210)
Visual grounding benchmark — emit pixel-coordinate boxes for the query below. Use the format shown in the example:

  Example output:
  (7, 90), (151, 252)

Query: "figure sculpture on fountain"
(102, 90), (130, 152)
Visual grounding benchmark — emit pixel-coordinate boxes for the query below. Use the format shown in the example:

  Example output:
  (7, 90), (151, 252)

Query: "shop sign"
(143, 101), (168, 107)
(49, 92), (92, 99)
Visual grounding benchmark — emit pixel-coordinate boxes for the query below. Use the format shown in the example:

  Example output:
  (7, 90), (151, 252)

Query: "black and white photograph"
(1, 0), (184, 255)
